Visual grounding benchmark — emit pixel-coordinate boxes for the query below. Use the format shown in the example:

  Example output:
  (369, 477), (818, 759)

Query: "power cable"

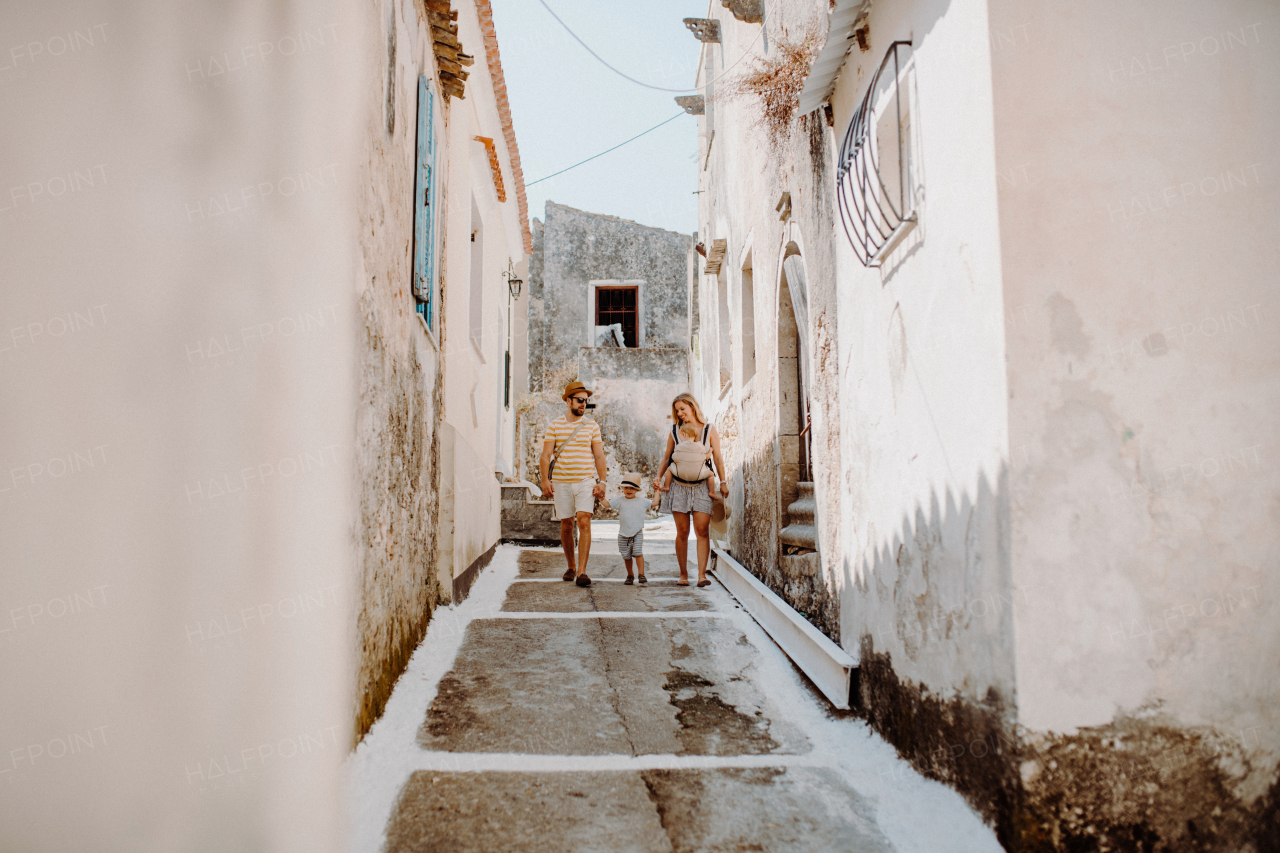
(533, 0), (764, 93)
(526, 112), (685, 186)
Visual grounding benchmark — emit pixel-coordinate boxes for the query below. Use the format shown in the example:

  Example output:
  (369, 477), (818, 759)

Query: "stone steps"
(779, 482), (817, 551)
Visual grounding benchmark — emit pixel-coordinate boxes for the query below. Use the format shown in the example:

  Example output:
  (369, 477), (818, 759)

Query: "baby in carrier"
(658, 423), (718, 501)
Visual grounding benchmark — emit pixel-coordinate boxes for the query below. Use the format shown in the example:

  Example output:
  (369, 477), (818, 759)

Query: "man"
(540, 381), (607, 587)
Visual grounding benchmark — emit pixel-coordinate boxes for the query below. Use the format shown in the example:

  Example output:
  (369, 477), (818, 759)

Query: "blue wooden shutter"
(413, 75), (435, 327)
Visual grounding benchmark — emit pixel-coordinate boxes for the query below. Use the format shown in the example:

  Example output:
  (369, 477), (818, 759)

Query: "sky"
(488, 0), (709, 236)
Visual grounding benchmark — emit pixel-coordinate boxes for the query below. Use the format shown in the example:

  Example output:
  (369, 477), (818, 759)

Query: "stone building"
(686, 0), (1279, 850)
(356, 0), (531, 739)
(521, 202), (693, 501)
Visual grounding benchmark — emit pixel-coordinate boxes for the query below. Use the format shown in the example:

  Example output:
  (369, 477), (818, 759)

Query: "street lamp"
(502, 261), (521, 410)
(502, 266), (522, 299)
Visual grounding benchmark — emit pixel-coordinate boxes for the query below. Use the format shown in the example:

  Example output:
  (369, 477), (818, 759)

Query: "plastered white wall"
(830, 0), (1014, 703)
(990, 0), (1280, 789)
(1, 1), (362, 849)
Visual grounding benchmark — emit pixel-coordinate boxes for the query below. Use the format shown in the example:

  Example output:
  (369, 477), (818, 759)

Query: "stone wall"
(529, 202), (692, 392)
(523, 201), (693, 509)
(353, 0), (445, 742)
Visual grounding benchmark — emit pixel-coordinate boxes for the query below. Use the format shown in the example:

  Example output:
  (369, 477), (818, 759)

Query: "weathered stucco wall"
(692, 1), (847, 640)
(822, 0), (1020, 841)
(989, 0), (1280, 848)
(429, 0), (528, 605)
(354, 0), (445, 742)
(355, 0), (528, 739)
(696, 0), (1279, 848)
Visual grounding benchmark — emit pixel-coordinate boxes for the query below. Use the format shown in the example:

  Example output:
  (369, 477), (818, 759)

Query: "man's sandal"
(575, 574), (592, 587)
(563, 569), (575, 582)
(624, 576), (634, 585)
(638, 574), (647, 585)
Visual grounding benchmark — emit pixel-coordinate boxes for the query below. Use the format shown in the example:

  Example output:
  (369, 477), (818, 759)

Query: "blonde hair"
(679, 423), (699, 439)
(670, 393), (708, 427)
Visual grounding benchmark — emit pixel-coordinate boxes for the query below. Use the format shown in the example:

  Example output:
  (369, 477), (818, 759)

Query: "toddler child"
(657, 423), (718, 501)
(615, 472), (651, 585)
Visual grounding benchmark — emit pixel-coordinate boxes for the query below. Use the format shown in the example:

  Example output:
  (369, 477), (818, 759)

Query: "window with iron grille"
(596, 286), (638, 348)
(837, 40), (918, 267)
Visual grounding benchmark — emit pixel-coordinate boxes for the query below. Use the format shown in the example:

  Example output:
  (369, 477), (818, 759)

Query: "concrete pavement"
(349, 519), (1004, 853)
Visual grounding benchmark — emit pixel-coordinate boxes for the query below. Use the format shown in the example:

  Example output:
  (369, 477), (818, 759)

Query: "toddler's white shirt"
(615, 495), (649, 538)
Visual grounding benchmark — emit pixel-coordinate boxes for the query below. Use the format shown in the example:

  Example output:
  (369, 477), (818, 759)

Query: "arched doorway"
(777, 249), (815, 553)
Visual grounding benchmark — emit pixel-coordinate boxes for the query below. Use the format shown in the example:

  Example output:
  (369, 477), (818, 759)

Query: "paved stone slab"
(501, 581), (710, 613)
(638, 766), (894, 853)
(418, 618), (809, 757)
(386, 767), (893, 853)
(517, 550), (693, 580)
(387, 770), (668, 853)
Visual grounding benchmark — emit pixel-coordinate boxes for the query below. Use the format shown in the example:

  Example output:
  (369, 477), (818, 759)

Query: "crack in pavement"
(595, 615), (640, 757)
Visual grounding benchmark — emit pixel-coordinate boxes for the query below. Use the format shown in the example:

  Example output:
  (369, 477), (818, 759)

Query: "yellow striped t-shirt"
(544, 416), (602, 482)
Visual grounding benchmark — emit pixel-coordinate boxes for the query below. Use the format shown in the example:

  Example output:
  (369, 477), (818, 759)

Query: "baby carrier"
(669, 424), (714, 484)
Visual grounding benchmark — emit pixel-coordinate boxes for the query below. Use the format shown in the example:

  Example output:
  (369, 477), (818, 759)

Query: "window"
(595, 286), (638, 347)
(740, 252), (756, 384)
(412, 75), (436, 327)
(836, 40), (917, 267)
(469, 197), (484, 353)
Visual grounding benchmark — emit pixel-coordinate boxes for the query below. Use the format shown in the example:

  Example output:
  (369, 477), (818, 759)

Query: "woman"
(653, 393), (728, 587)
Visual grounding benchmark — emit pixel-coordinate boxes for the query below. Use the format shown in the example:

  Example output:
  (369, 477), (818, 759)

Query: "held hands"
(591, 482), (606, 500)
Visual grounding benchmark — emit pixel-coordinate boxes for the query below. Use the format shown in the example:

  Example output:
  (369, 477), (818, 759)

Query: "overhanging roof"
(796, 0), (872, 115)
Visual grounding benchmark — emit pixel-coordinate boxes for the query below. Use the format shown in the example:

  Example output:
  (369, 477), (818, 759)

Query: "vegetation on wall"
(722, 23), (824, 146)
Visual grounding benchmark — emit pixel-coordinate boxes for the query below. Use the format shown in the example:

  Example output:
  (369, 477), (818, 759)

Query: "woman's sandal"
(696, 579), (711, 588)
(676, 577), (690, 586)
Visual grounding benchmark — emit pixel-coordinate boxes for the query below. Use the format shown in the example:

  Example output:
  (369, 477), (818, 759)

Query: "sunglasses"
(570, 396), (589, 403)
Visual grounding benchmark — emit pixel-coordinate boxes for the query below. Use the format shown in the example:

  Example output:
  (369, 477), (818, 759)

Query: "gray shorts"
(618, 531), (644, 559)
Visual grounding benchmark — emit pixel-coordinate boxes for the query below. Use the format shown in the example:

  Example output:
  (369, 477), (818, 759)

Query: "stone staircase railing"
(500, 481), (560, 544)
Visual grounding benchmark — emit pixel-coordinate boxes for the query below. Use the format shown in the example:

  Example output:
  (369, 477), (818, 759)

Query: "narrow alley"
(5, 0), (1277, 850)
(351, 519), (1002, 853)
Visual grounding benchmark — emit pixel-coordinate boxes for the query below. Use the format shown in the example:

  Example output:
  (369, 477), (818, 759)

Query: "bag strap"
(551, 419), (588, 466)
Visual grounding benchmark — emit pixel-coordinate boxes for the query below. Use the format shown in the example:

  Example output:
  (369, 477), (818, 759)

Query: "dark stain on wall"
(854, 636), (1021, 849)
(1017, 718), (1279, 853)
(855, 636), (1280, 852)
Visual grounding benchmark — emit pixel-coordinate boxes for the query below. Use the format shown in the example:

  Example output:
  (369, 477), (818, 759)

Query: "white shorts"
(552, 478), (596, 520)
